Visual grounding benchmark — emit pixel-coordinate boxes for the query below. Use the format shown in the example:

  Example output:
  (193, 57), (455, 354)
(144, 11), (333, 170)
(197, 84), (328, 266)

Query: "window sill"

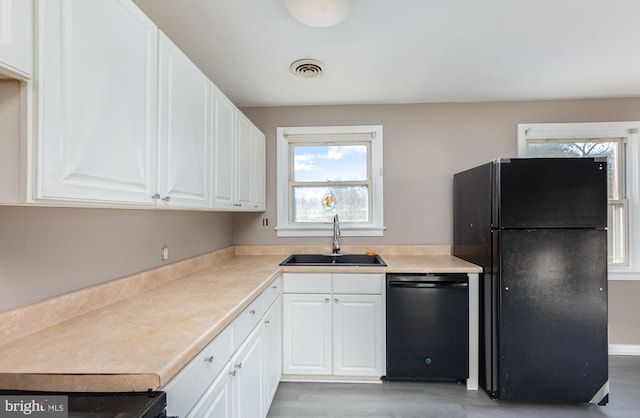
(275, 225), (386, 238)
(608, 270), (640, 281)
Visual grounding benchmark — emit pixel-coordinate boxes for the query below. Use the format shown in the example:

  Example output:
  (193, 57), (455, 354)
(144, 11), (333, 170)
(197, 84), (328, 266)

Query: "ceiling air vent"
(290, 59), (326, 78)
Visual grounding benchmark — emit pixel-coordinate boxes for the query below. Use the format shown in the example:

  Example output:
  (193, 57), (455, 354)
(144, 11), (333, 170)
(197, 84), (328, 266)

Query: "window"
(518, 122), (640, 279)
(276, 125), (384, 237)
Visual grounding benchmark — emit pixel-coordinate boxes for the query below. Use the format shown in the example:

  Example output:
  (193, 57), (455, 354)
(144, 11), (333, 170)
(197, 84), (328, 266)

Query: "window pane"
(526, 140), (621, 199)
(293, 145), (367, 182)
(608, 202), (626, 265)
(292, 185), (369, 223)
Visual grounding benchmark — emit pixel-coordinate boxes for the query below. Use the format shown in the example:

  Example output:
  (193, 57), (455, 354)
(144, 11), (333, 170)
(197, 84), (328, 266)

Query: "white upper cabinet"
(157, 31), (211, 209)
(235, 113), (253, 209)
(0, 0), (33, 78)
(36, 0), (158, 205)
(211, 89), (265, 212)
(29, 0), (265, 210)
(251, 126), (266, 211)
(211, 86), (236, 209)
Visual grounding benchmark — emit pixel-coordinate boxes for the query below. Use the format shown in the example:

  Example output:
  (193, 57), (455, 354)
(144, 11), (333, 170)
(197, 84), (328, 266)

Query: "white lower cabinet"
(164, 275), (282, 418)
(231, 324), (264, 418)
(283, 293), (332, 375)
(188, 362), (233, 418)
(263, 296), (282, 411)
(333, 294), (383, 376)
(282, 273), (384, 379)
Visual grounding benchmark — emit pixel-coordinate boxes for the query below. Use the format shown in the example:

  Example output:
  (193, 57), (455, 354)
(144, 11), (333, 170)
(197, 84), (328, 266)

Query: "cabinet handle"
(204, 356), (214, 363)
(271, 285), (278, 289)
(334, 298), (339, 303)
(264, 319), (270, 325)
(235, 363), (242, 369)
(229, 370), (237, 377)
(162, 196), (171, 202)
(324, 298), (330, 303)
(249, 309), (256, 314)
(152, 194), (161, 200)
(233, 203), (242, 207)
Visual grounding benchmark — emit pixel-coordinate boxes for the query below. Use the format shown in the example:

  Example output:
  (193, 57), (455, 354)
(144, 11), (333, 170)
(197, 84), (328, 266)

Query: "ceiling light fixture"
(283, 0), (356, 28)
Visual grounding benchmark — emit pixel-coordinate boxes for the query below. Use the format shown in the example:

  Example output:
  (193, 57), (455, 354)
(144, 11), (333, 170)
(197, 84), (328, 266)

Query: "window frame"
(276, 125), (385, 237)
(517, 122), (640, 280)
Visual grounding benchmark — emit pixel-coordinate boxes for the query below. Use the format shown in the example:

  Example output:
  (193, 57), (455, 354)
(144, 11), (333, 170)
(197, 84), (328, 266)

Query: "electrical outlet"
(262, 217), (269, 227)
(161, 244), (169, 261)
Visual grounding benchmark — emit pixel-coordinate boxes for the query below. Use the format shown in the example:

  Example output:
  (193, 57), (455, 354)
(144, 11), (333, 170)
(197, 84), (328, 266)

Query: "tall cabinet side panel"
(453, 162), (492, 267)
(453, 161), (494, 392)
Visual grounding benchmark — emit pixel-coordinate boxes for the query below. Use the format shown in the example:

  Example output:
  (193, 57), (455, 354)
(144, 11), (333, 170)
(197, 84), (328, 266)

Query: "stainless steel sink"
(279, 253), (386, 266)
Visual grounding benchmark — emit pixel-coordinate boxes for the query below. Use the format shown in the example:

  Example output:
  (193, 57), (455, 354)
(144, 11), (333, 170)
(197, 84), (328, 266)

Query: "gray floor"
(267, 356), (640, 418)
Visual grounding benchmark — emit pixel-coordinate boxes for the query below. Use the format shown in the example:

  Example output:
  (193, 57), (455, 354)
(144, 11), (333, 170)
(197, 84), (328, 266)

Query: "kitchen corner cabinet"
(163, 275), (282, 418)
(282, 273), (384, 379)
(0, 0), (33, 79)
(211, 96), (266, 211)
(236, 112), (266, 211)
(36, 0), (159, 205)
(157, 31), (211, 208)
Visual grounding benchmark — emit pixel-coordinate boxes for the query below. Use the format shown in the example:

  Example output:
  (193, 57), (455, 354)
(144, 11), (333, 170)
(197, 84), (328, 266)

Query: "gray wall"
(0, 207), (233, 311)
(237, 98), (640, 345)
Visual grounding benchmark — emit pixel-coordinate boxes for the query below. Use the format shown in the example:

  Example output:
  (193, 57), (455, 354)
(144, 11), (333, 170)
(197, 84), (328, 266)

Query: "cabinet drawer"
(333, 274), (384, 294)
(262, 275), (282, 310)
(164, 326), (233, 418)
(232, 294), (264, 351)
(283, 273), (332, 293)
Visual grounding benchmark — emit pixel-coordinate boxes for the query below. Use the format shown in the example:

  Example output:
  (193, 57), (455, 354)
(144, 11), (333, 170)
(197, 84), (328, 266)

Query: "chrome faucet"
(332, 214), (341, 254)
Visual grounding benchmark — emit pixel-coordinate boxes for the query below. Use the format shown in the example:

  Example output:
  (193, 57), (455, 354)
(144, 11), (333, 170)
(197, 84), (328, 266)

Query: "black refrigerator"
(453, 158), (609, 404)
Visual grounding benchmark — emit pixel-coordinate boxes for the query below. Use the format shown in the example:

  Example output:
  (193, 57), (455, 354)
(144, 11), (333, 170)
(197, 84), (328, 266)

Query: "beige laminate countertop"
(0, 247), (481, 392)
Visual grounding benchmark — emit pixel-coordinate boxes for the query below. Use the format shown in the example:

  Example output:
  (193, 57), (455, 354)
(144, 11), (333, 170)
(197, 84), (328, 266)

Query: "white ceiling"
(133, 0), (640, 107)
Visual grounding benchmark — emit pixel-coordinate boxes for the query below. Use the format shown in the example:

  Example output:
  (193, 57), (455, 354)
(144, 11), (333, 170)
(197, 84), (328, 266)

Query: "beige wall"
(238, 98), (640, 345)
(1, 96), (639, 345)
(0, 206), (233, 311)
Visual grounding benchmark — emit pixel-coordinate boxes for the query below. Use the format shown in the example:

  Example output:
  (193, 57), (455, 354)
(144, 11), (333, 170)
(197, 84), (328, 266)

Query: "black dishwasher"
(386, 273), (469, 381)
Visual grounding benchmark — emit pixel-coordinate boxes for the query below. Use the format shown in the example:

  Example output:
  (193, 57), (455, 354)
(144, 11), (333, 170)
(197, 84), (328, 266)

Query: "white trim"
(275, 226), (385, 237)
(276, 125), (384, 237)
(518, 121), (640, 280)
(609, 344), (640, 356)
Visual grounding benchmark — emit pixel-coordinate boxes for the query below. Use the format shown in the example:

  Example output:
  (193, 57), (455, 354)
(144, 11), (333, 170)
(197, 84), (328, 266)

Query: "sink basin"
(279, 253), (386, 267)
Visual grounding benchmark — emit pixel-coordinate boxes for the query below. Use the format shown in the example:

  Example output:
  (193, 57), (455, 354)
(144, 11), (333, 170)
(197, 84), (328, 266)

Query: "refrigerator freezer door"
(494, 158), (607, 229)
(494, 228), (609, 402)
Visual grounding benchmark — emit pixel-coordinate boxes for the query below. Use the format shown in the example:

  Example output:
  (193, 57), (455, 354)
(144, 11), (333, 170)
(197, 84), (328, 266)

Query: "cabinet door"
(251, 127), (266, 211)
(333, 294), (383, 377)
(157, 31), (211, 208)
(211, 86), (235, 209)
(235, 113), (253, 209)
(282, 294), (332, 375)
(231, 324), (264, 418)
(37, 0), (158, 204)
(263, 297), (281, 413)
(0, 0), (32, 78)
(187, 362), (233, 418)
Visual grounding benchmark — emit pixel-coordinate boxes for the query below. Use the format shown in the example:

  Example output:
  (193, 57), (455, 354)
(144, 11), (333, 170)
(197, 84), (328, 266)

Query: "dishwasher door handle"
(388, 281), (468, 288)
